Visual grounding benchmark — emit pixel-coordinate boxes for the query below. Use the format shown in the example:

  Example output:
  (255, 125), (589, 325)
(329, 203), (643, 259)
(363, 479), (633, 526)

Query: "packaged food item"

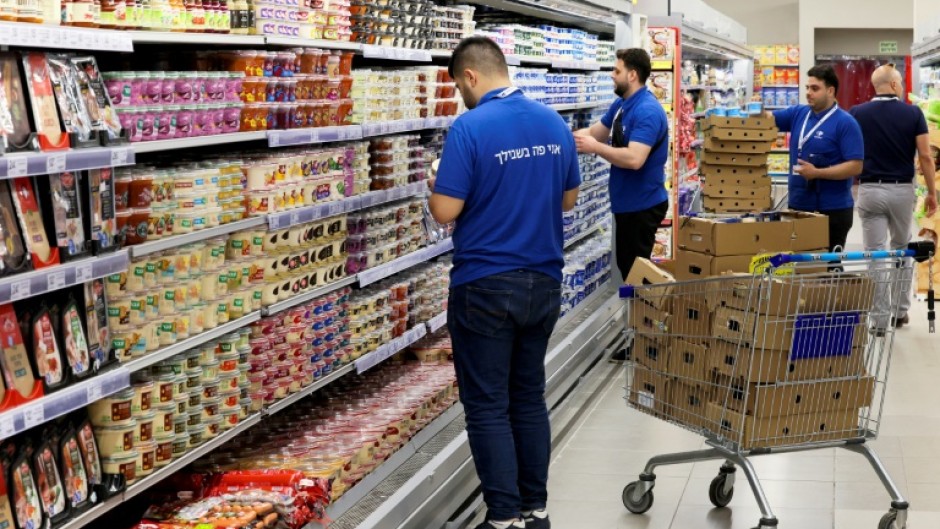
(9, 453), (44, 529)
(0, 52), (34, 149)
(0, 304), (38, 406)
(23, 52), (67, 149)
(30, 305), (69, 392)
(87, 388), (134, 427)
(43, 171), (88, 260)
(32, 442), (69, 524)
(647, 28), (676, 61)
(86, 168), (118, 253)
(47, 55), (94, 142)
(77, 420), (104, 496)
(0, 180), (30, 276)
(10, 177), (57, 267)
(83, 279), (111, 370)
(59, 429), (91, 512)
(0, 473), (18, 529)
(70, 56), (123, 141)
(61, 297), (92, 380)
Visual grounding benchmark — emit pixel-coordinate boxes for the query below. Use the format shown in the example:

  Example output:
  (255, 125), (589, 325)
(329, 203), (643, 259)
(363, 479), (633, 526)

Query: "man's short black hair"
(807, 64), (840, 95)
(448, 36), (509, 80)
(616, 48), (652, 84)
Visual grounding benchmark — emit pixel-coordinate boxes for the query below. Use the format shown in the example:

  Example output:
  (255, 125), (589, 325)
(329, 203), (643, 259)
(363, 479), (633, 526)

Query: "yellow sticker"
(750, 252), (795, 276)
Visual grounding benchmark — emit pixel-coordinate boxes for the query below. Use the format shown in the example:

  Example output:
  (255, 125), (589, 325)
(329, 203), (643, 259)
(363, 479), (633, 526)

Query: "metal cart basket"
(620, 245), (934, 529)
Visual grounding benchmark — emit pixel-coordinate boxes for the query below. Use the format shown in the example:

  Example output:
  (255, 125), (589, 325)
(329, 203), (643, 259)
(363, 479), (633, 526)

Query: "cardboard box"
(706, 127), (779, 142)
(702, 151), (769, 167)
(700, 163), (771, 182)
(631, 298), (673, 342)
(625, 257), (675, 310)
(774, 45), (789, 65)
(628, 367), (670, 415)
(703, 196), (773, 213)
(634, 333), (670, 372)
(703, 137), (775, 154)
(669, 339), (709, 381)
(780, 211), (829, 251)
(718, 274), (876, 316)
(672, 298), (713, 340)
(675, 250), (754, 280)
(707, 338), (866, 383)
(711, 375), (875, 417)
(713, 306), (868, 352)
(703, 183), (772, 201)
(705, 403), (862, 449)
(677, 217), (794, 256)
(671, 381), (709, 428)
(703, 116), (776, 130)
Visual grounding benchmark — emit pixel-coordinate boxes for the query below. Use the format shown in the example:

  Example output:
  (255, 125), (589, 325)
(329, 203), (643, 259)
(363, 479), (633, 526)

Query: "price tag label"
(329, 202), (343, 216)
(290, 211), (300, 226)
(46, 153), (66, 174)
(270, 134), (281, 147)
(75, 263), (93, 283)
(10, 279), (30, 301)
(269, 215), (281, 230)
(47, 271), (66, 291)
(6, 156), (27, 177)
(110, 147), (129, 167)
(506, 55), (522, 66)
(23, 404), (44, 430)
(87, 383), (103, 403)
(0, 416), (14, 440)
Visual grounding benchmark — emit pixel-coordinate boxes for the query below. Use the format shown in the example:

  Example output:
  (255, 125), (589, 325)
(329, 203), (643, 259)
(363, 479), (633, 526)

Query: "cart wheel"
(879, 511), (902, 529)
(708, 474), (734, 508)
(622, 481), (654, 514)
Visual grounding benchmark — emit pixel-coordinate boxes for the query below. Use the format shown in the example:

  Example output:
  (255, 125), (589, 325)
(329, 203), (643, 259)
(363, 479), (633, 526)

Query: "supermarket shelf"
(0, 251), (128, 304)
(123, 413), (263, 501)
(550, 101), (610, 112)
(268, 125), (363, 147)
(357, 238), (454, 286)
(690, 139), (704, 149)
(127, 30), (265, 46)
(691, 111), (707, 118)
(582, 175), (609, 190)
(760, 63), (800, 67)
(460, 0), (617, 34)
(0, 145), (135, 179)
(427, 311), (448, 334)
(765, 105), (789, 110)
(682, 85), (739, 91)
(363, 45), (431, 62)
(264, 363), (356, 417)
(564, 219), (606, 249)
(264, 36), (362, 51)
(355, 324), (429, 374)
(758, 84), (799, 89)
(262, 276), (358, 316)
(681, 167), (700, 180)
(120, 312), (262, 373)
(56, 492), (126, 529)
(769, 171), (790, 176)
(361, 118), (430, 137)
(551, 60), (601, 71)
(0, 367), (130, 441)
(267, 182), (425, 230)
(129, 217), (267, 258)
(0, 21), (133, 51)
(131, 131), (267, 154)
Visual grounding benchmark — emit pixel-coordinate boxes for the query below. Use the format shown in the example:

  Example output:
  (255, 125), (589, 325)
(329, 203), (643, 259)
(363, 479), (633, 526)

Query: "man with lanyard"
(429, 36), (580, 529)
(850, 63), (937, 328)
(574, 48), (668, 362)
(766, 64), (864, 251)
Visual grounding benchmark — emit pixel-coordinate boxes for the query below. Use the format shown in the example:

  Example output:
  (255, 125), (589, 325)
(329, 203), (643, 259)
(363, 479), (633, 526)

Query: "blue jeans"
(448, 270), (562, 521)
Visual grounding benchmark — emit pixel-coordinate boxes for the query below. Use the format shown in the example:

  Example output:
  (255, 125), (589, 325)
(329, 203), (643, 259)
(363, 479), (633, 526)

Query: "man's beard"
(615, 84), (626, 97)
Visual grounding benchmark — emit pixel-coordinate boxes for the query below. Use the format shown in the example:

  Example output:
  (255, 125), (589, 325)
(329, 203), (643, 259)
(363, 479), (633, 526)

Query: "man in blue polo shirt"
(766, 64), (864, 251)
(429, 36), (580, 529)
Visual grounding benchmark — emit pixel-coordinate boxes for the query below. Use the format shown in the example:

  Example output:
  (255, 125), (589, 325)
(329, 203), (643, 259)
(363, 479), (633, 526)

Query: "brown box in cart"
(634, 333), (670, 372)
(678, 216), (793, 256)
(707, 338), (866, 383)
(703, 116), (777, 130)
(706, 127), (779, 142)
(631, 299), (673, 343)
(703, 183), (772, 201)
(703, 196), (773, 213)
(671, 381), (709, 428)
(700, 164), (772, 186)
(703, 136), (776, 154)
(672, 298), (713, 340)
(780, 211), (830, 251)
(704, 403), (862, 449)
(710, 375), (875, 417)
(669, 339), (709, 382)
(713, 306), (869, 351)
(718, 274), (875, 317)
(675, 250), (754, 280)
(628, 367), (671, 416)
(702, 151), (769, 167)
(625, 257), (675, 310)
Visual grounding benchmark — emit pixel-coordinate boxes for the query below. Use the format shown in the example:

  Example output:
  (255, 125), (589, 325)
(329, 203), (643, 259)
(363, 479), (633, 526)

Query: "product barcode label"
(23, 404), (44, 429)
(110, 148), (130, 166)
(0, 417), (14, 439)
(329, 202), (343, 216)
(290, 211), (300, 227)
(6, 156), (27, 177)
(87, 383), (103, 403)
(10, 279), (30, 301)
(75, 263), (93, 283)
(46, 154), (66, 173)
(47, 271), (66, 291)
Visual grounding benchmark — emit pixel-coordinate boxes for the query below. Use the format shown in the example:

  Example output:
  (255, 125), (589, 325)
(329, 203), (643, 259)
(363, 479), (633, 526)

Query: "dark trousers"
(792, 206), (855, 251)
(614, 200), (669, 280)
(448, 270), (561, 521)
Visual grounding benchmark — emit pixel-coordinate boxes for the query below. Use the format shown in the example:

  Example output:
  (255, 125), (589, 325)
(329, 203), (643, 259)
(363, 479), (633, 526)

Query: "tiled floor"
(547, 223), (940, 528)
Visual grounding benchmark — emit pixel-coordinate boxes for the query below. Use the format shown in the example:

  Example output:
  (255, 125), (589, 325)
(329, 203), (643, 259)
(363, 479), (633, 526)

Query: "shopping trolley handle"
(619, 285), (636, 299)
(768, 241), (937, 268)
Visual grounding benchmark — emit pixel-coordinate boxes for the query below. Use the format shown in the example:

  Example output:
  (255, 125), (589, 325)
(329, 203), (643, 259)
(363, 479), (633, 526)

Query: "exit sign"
(879, 41), (898, 54)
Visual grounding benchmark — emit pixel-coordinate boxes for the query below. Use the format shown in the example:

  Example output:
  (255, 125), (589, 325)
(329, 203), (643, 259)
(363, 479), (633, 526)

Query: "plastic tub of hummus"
(89, 389), (136, 427)
(94, 422), (136, 458)
(101, 451), (138, 484)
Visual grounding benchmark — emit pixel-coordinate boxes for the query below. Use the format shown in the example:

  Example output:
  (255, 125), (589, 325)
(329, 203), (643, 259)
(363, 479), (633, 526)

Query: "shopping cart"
(619, 243), (935, 529)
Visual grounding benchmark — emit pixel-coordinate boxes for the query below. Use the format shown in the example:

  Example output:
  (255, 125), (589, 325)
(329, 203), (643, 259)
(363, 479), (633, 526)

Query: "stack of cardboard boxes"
(674, 212), (830, 281)
(700, 116), (777, 213)
(625, 257), (876, 449)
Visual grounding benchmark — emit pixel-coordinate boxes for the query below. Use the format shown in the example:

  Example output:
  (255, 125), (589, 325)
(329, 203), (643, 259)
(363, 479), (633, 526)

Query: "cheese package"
(0, 180), (30, 276)
(0, 304), (41, 409)
(10, 177), (58, 268)
(0, 52), (34, 150)
(22, 52), (67, 150)
(41, 172), (89, 261)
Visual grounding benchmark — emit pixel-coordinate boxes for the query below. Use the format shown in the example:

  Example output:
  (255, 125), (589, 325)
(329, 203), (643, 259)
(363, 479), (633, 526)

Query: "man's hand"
(575, 135), (602, 154)
(794, 159), (819, 179)
(926, 193), (938, 218)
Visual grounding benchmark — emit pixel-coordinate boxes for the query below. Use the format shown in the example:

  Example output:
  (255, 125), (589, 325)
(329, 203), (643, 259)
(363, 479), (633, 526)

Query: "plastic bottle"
(229, 0), (245, 34)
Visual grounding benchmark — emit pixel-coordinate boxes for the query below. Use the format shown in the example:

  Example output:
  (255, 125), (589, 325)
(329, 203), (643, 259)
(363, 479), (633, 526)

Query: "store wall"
(705, 0), (798, 45)
(914, 0), (940, 43)
(815, 28), (914, 57)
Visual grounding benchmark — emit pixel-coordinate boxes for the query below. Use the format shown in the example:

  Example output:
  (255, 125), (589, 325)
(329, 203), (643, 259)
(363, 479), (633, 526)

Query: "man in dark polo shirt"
(430, 36), (580, 529)
(850, 63), (937, 328)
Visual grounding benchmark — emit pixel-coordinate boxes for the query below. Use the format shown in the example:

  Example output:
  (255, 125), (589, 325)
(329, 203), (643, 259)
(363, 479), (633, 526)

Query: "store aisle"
(547, 291), (940, 527)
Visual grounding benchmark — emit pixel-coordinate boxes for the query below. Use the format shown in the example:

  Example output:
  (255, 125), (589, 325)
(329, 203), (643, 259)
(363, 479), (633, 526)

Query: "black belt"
(860, 179), (913, 185)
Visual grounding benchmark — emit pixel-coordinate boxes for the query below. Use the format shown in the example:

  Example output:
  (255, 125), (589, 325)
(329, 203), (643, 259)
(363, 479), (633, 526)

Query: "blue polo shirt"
(600, 87), (669, 213)
(434, 87), (581, 287)
(849, 96), (929, 183)
(773, 104), (864, 211)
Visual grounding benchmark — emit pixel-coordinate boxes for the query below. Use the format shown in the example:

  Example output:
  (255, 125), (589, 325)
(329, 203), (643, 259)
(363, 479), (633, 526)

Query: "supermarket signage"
(879, 41), (898, 54)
